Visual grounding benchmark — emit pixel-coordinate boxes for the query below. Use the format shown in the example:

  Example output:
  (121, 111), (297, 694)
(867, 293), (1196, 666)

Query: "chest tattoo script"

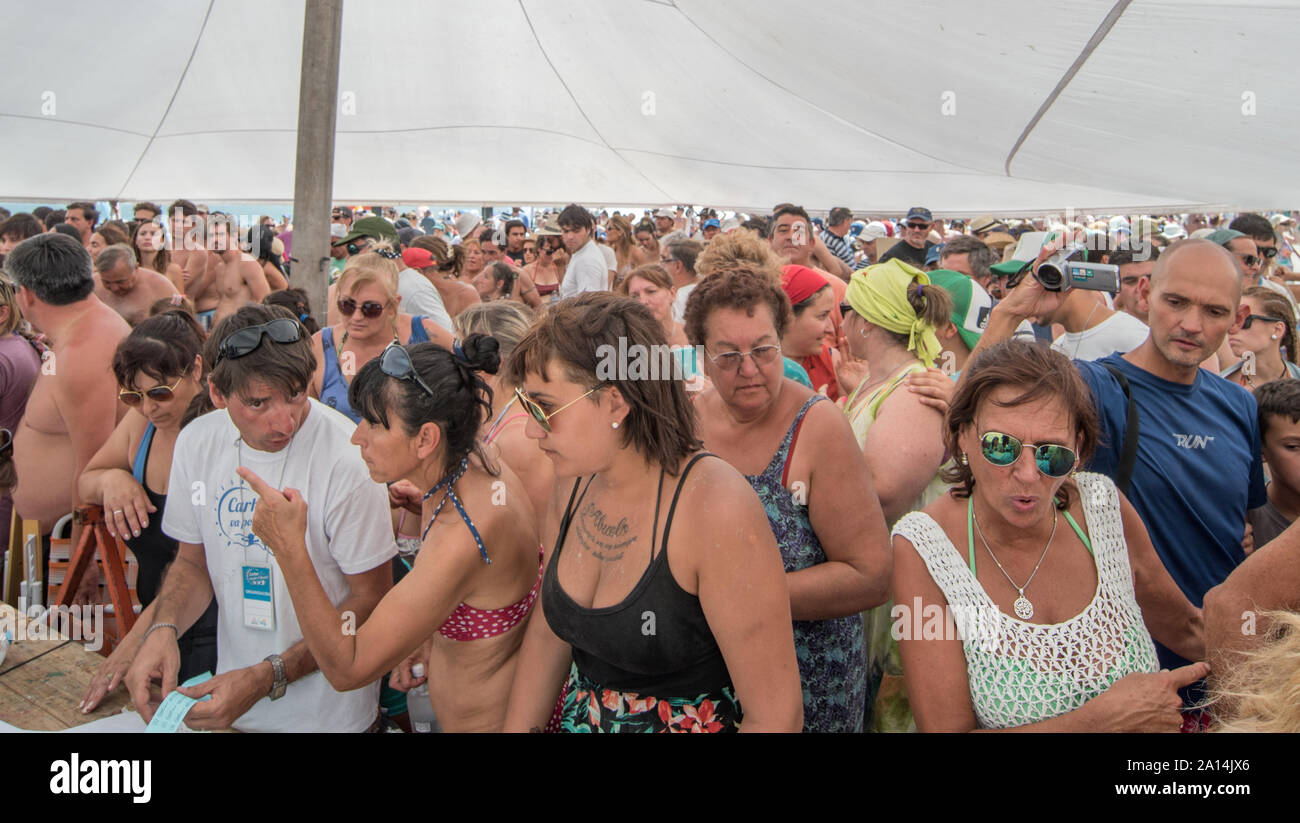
(575, 501), (637, 561)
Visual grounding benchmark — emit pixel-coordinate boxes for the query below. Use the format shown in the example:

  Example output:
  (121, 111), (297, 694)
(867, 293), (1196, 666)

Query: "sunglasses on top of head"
(215, 317), (303, 363)
(379, 343), (436, 399)
(119, 373), (189, 407)
(337, 297), (387, 318)
(976, 431), (1077, 478)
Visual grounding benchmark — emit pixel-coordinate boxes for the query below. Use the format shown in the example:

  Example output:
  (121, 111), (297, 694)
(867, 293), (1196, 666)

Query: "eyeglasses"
(1234, 252), (1261, 268)
(119, 373), (189, 407)
(1242, 313), (1286, 330)
(839, 302), (855, 317)
(977, 431), (1077, 478)
(216, 317), (303, 363)
(706, 344), (782, 372)
(379, 343), (436, 400)
(905, 222), (930, 231)
(337, 297), (387, 318)
(514, 385), (602, 433)
(1259, 247), (1279, 260)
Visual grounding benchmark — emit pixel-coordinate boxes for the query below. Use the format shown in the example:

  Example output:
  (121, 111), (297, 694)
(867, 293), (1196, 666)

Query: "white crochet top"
(892, 472), (1158, 729)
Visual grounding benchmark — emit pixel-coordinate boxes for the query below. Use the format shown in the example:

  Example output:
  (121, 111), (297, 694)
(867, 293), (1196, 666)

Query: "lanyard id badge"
(242, 545), (276, 632)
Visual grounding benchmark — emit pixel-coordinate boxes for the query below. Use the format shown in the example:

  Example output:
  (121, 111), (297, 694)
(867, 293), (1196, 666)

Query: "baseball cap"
(702, 218), (720, 230)
(397, 226), (422, 247)
(340, 215), (398, 246)
(905, 207), (933, 224)
(655, 208), (675, 219)
(1161, 223), (1188, 241)
(401, 247), (436, 270)
(990, 259), (1032, 279)
(925, 244), (944, 266)
(858, 221), (889, 242)
(930, 269), (992, 351)
(1205, 228), (1245, 247)
(720, 217), (741, 233)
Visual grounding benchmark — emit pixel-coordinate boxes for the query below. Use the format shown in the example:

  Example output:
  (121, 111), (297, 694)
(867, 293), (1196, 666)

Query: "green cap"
(989, 259), (1031, 278)
(1204, 228), (1245, 248)
(339, 215), (399, 246)
(929, 270), (992, 351)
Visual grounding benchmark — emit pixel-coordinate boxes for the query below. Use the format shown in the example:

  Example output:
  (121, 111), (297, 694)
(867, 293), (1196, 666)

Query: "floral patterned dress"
(557, 662), (741, 733)
(745, 395), (867, 732)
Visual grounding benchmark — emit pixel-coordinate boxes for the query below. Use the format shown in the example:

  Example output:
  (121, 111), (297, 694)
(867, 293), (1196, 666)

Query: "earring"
(612, 421), (619, 429)
(1272, 334), (1278, 340)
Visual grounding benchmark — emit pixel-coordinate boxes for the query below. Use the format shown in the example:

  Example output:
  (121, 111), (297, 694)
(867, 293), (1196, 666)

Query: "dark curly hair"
(941, 339), (1099, 510)
(683, 265), (792, 346)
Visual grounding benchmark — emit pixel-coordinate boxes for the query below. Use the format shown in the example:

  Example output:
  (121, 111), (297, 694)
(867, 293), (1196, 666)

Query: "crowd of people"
(1, 195), (1299, 733)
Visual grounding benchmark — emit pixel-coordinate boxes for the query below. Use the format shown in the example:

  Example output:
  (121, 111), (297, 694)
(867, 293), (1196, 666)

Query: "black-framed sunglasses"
(337, 297), (387, 318)
(379, 343), (436, 400)
(216, 317), (303, 363)
(1242, 313), (1286, 330)
(1259, 247), (1279, 260)
(905, 222), (930, 231)
(1233, 252), (1261, 268)
(978, 431), (1077, 478)
(839, 302), (856, 317)
(119, 373), (189, 407)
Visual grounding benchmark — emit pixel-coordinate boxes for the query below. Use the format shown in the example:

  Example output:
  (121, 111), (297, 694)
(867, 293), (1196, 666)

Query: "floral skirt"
(557, 662), (741, 733)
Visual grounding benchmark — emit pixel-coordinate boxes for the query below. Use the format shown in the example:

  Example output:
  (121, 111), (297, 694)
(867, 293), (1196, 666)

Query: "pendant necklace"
(972, 504), (1057, 620)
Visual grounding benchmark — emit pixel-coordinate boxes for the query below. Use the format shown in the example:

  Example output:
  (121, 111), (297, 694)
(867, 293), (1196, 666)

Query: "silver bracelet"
(143, 622), (179, 642)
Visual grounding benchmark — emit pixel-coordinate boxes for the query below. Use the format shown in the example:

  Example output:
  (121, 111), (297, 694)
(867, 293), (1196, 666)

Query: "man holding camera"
(971, 237), (1265, 718)
(123, 305), (395, 731)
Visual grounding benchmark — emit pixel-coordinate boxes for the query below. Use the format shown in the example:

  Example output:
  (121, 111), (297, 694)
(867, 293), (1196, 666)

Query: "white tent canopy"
(2, 0), (1297, 213)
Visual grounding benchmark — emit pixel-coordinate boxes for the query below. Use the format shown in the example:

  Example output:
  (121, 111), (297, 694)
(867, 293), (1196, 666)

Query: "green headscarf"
(846, 258), (942, 367)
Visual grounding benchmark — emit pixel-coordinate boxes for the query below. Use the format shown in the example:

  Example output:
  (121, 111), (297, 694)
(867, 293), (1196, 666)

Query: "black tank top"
(124, 424), (219, 645)
(543, 453), (731, 695)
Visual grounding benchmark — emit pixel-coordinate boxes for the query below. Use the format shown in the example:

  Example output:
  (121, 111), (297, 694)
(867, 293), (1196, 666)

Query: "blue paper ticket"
(145, 671), (214, 733)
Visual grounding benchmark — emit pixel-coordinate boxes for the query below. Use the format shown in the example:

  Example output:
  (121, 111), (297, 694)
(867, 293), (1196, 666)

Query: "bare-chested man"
(169, 199), (213, 328)
(93, 244), (179, 326)
(7, 233), (129, 592)
(208, 218), (271, 328)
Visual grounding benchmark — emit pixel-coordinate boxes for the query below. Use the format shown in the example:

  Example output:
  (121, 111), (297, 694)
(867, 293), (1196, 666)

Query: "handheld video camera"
(1004, 245), (1120, 293)
(1033, 245), (1120, 293)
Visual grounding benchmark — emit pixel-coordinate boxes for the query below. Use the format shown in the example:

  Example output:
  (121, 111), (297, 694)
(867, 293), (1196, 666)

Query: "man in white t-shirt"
(663, 237), (702, 324)
(557, 204), (608, 299)
(1043, 285), (1150, 361)
(124, 305), (395, 732)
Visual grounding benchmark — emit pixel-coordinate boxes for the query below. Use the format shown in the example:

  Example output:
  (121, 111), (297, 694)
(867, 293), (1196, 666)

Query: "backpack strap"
(1101, 363), (1138, 495)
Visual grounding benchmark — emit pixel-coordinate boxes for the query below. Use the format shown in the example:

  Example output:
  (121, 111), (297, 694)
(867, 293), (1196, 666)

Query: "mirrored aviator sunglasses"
(979, 431), (1076, 478)
(215, 317), (303, 362)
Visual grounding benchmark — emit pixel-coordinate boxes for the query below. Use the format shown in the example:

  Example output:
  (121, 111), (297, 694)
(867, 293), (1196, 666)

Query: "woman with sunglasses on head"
(502, 292), (803, 732)
(892, 339), (1205, 731)
(310, 250), (456, 424)
(243, 336), (544, 732)
(684, 268), (891, 733)
(1222, 286), (1300, 391)
(78, 311), (219, 709)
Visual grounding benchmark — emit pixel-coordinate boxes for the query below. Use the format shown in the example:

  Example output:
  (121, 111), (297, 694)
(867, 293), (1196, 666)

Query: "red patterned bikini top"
(437, 549), (544, 641)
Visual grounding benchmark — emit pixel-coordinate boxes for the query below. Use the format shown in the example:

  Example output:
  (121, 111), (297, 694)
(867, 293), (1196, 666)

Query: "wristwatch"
(264, 654), (287, 701)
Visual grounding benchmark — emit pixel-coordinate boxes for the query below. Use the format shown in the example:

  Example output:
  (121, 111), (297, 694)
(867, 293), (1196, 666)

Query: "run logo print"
(50, 753), (151, 804)
(1172, 433), (1215, 449)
